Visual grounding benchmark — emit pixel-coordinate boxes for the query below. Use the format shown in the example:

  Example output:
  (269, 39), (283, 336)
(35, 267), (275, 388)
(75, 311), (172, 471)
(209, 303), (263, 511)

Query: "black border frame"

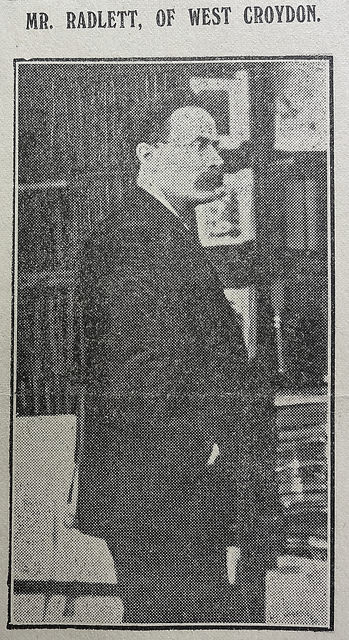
(8, 55), (335, 632)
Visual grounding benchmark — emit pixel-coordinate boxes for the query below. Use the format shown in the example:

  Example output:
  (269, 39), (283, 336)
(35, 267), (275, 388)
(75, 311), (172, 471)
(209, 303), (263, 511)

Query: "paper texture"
(0, 1), (347, 637)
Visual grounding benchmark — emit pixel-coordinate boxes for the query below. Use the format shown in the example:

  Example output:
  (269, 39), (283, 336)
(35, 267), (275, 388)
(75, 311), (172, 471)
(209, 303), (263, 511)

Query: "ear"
(136, 142), (156, 164)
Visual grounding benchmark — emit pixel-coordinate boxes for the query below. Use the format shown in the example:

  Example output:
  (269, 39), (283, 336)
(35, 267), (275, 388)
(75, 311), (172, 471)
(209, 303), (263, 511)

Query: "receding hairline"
(148, 105), (218, 145)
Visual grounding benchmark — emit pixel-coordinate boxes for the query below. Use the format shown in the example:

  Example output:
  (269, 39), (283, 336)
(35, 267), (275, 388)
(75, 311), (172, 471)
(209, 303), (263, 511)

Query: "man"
(76, 90), (253, 623)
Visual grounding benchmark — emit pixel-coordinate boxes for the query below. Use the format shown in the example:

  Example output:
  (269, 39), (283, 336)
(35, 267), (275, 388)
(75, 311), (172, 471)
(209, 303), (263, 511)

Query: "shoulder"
(81, 188), (198, 286)
(81, 229), (167, 309)
(82, 213), (152, 274)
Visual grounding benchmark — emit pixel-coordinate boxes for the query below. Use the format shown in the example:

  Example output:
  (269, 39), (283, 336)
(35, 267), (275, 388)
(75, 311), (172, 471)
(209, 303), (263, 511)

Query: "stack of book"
(275, 395), (328, 560)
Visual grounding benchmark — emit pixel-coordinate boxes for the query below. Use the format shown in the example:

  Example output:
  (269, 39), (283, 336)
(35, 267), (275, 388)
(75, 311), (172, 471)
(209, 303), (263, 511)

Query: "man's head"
(121, 90), (225, 209)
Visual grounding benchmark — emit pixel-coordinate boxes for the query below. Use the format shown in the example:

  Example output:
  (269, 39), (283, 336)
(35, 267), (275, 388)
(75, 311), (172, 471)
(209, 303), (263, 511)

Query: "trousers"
(106, 535), (249, 624)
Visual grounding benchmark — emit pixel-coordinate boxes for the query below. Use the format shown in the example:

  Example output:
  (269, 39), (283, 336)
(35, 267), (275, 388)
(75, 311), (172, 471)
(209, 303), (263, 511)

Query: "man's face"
(137, 106), (225, 206)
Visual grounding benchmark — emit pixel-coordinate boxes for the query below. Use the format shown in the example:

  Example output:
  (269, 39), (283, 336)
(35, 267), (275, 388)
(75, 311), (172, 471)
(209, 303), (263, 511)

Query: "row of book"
(18, 64), (172, 184)
(275, 396), (328, 559)
(16, 288), (81, 417)
(283, 178), (327, 253)
(18, 187), (75, 274)
(17, 177), (120, 276)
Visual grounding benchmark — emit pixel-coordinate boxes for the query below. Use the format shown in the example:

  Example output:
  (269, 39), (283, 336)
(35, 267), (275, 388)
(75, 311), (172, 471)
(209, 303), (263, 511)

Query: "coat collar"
(136, 176), (190, 232)
(133, 185), (202, 244)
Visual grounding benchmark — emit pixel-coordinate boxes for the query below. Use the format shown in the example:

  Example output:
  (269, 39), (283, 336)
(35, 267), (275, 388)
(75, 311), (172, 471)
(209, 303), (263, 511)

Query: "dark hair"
(115, 88), (206, 194)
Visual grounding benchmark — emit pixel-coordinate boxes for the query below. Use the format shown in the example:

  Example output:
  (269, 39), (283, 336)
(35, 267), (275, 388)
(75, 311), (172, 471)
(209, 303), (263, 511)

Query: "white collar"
(137, 175), (190, 231)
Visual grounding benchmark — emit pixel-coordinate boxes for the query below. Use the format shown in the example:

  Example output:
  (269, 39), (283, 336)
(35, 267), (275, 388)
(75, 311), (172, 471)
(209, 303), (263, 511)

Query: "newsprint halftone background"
(10, 58), (332, 629)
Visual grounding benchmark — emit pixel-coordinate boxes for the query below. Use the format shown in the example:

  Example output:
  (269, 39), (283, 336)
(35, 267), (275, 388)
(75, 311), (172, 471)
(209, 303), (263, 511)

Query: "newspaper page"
(0, 1), (347, 637)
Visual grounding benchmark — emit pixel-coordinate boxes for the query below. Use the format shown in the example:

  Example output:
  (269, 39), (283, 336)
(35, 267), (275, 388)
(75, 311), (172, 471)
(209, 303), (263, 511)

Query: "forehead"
(167, 106), (219, 145)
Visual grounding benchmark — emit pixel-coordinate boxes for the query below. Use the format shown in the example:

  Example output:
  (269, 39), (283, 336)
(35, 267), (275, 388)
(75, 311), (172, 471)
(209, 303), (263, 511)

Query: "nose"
(208, 143), (224, 167)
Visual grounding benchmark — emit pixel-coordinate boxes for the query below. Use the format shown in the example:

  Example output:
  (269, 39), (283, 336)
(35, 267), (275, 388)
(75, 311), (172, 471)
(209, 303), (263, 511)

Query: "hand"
(206, 442), (220, 466)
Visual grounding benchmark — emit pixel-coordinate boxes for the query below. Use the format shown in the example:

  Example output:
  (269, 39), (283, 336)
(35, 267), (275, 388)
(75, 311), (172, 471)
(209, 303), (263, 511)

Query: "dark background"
(16, 61), (328, 417)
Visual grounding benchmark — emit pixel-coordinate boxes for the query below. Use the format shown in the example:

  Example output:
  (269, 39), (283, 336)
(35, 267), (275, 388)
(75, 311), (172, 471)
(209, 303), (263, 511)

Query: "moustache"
(195, 169), (224, 191)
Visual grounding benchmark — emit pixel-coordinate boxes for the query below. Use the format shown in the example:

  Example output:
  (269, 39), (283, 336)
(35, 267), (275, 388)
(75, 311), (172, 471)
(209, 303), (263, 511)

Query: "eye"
(196, 138), (220, 152)
(197, 138), (207, 151)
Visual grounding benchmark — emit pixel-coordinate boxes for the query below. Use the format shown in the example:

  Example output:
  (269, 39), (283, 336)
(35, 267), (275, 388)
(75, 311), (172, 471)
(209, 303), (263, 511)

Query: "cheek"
(159, 151), (205, 192)
(166, 151), (205, 175)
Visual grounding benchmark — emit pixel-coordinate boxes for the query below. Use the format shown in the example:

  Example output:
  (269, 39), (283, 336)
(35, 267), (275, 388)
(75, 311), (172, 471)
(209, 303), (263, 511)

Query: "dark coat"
(76, 187), (249, 543)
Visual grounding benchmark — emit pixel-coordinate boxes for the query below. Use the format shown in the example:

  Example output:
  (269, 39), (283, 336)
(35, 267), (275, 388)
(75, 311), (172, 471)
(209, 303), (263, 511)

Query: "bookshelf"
(265, 65), (329, 565)
(15, 61), (329, 618)
(275, 393), (328, 560)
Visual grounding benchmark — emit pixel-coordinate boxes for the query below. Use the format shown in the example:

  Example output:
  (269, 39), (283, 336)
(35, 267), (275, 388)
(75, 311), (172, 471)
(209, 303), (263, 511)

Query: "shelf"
(18, 180), (68, 193)
(19, 270), (76, 290)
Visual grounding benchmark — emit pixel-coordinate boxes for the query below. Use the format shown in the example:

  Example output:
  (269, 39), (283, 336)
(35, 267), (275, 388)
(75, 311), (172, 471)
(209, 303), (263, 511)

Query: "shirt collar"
(137, 175), (190, 232)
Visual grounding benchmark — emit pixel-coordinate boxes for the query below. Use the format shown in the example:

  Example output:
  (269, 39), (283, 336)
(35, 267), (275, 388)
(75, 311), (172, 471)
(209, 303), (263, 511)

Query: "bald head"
(167, 106), (219, 146)
(136, 105), (225, 211)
